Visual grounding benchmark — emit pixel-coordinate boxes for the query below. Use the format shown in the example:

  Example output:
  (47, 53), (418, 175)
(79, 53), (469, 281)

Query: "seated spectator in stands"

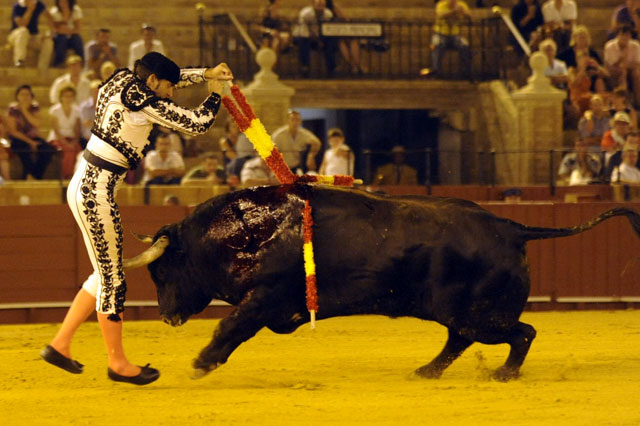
(609, 0), (640, 40)
(373, 146), (418, 185)
(48, 85), (81, 179)
(325, 0), (365, 74)
(558, 139), (601, 185)
(78, 79), (100, 145)
(604, 25), (640, 107)
(240, 156), (279, 186)
(8, 0), (53, 69)
(128, 23), (165, 70)
(427, 0), (471, 79)
(219, 118), (240, 165)
(5, 85), (55, 179)
(271, 109), (321, 173)
(85, 28), (119, 77)
(142, 133), (185, 185)
(99, 60), (117, 82)
(260, 0), (291, 55)
(182, 152), (226, 185)
(319, 127), (354, 176)
(602, 111), (632, 166)
(163, 194), (180, 206)
(578, 94), (611, 149)
(559, 26), (608, 113)
(604, 132), (640, 179)
(150, 125), (184, 155)
(511, 0), (544, 51)
(611, 140), (640, 182)
(541, 0), (577, 53)
(539, 38), (568, 88)
(294, 0), (337, 77)
(0, 118), (11, 181)
(50, 0), (83, 67)
(609, 88), (638, 130)
(49, 55), (90, 105)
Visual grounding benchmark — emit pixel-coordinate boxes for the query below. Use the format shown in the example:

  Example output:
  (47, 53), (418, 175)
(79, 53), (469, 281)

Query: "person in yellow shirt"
(428, 0), (472, 78)
(373, 146), (418, 185)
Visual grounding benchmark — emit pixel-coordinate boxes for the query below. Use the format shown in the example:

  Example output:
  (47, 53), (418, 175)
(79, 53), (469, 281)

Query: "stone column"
(510, 52), (566, 184)
(240, 47), (295, 133)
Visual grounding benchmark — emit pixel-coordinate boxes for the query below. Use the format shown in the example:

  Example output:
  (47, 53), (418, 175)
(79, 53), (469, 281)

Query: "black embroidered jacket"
(91, 68), (221, 169)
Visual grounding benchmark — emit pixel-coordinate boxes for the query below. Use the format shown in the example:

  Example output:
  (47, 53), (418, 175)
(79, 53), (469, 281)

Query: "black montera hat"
(138, 52), (180, 85)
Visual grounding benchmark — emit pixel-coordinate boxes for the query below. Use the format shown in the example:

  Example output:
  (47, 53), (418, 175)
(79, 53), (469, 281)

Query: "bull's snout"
(162, 314), (185, 327)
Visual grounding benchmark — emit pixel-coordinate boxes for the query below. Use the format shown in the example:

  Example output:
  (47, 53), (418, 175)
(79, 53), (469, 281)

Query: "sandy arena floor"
(1, 311), (640, 425)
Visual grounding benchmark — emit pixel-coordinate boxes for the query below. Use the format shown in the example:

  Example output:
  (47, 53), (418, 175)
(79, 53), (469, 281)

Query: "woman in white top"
(49, 85), (81, 178)
(50, 0), (84, 67)
(319, 127), (354, 176)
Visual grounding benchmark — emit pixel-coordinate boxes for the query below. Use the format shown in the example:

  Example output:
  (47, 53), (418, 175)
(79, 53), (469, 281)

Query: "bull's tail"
(518, 207), (640, 241)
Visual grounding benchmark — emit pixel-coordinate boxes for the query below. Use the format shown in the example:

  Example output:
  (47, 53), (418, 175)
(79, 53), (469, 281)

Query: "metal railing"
(198, 15), (509, 81)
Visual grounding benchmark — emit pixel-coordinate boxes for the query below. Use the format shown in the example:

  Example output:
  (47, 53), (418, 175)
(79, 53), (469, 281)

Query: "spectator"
(182, 152), (226, 184)
(48, 85), (82, 178)
(428, 0), (472, 78)
(78, 79), (101, 145)
(511, 0), (544, 50)
(610, 0), (640, 39)
(128, 24), (165, 70)
(611, 140), (640, 182)
(557, 139), (601, 185)
(260, 0), (291, 55)
(604, 132), (640, 179)
(5, 85), (55, 179)
(294, 0), (337, 78)
(319, 127), (354, 176)
(604, 25), (640, 106)
(326, 0), (365, 74)
(271, 110), (321, 172)
(602, 111), (632, 166)
(240, 156), (278, 186)
(49, 55), (90, 105)
(8, 0), (53, 69)
(373, 146), (418, 185)
(219, 118), (240, 164)
(0, 118), (11, 180)
(85, 28), (119, 77)
(609, 88), (638, 130)
(50, 0), (83, 67)
(99, 60), (117, 82)
(541, 0), (577, 52)
(559, 26), (608, 113)
(578, 94), (611, 149)
(163, 194), (180, 206)
(142, 133), (185, 185)
(539, 38), (568, 88)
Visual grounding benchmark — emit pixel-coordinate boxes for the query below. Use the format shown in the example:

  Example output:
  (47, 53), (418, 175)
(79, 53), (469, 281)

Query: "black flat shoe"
(40, 345), (84, 374)
(107, 364), (160, 385)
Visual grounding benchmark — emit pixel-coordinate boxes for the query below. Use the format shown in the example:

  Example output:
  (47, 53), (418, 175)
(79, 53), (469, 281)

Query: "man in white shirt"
(542, 0), (577, 51)
(143, 132), (185, 185)
(605, 25), (640, 105)
(611, 141), (640, 182)
(295, 0), (337, 77)
(49, 54), (91, 105)
(128, 24), (165, 70)
(271, 110), (321, 172)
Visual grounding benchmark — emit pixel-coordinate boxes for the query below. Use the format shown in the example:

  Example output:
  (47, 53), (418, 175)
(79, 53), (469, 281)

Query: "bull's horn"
(131, 231), (154, 244)
(122, 236), (170, 269)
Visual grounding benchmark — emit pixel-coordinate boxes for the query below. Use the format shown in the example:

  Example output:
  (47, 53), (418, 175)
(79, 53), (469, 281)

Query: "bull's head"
(125, 228), (211, 326)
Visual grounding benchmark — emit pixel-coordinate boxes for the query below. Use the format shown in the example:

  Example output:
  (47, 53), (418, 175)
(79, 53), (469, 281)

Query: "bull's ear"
(131, 231), (154, 244)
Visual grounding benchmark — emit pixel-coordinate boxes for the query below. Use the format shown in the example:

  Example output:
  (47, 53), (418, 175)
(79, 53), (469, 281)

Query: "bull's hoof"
(492, 366), (519, 382)
(190, 368), (211, 380)
(190, 359), (220, 379)
(413, 365), (443, 379)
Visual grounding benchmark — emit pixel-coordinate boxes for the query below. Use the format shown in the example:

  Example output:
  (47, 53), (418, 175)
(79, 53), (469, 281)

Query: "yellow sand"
(1, 311), (640, 425)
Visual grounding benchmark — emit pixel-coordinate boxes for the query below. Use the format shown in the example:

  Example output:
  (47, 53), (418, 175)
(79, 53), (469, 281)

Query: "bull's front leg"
(192, 288), (274, 379)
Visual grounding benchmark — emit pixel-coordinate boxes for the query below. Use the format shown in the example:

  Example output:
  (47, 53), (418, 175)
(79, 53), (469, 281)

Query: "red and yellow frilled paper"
(223, 85), (358, 329)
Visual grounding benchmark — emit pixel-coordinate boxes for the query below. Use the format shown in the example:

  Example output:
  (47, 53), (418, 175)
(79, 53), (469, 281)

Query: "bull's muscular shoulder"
(120, 71), (160, 111)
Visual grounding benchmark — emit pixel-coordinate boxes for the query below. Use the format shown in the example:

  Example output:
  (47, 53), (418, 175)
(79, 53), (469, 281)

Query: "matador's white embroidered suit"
(68, 68), (220, 321)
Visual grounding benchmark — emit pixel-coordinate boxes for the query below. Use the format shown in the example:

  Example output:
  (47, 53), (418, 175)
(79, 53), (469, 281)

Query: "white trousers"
(7, 27), (53, 70)
(67, 158), (127, 320)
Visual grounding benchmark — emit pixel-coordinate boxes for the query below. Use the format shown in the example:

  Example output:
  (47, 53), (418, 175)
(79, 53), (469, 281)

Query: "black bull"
(135, 185), (640, 380)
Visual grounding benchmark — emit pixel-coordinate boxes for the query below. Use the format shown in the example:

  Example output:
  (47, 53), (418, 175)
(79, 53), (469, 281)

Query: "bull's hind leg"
(493, 321), (536, 382)
(415, 328), (472, 378)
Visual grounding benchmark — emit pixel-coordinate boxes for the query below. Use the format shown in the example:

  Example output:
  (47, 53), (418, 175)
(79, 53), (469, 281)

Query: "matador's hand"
(205, 63), (234, 82)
